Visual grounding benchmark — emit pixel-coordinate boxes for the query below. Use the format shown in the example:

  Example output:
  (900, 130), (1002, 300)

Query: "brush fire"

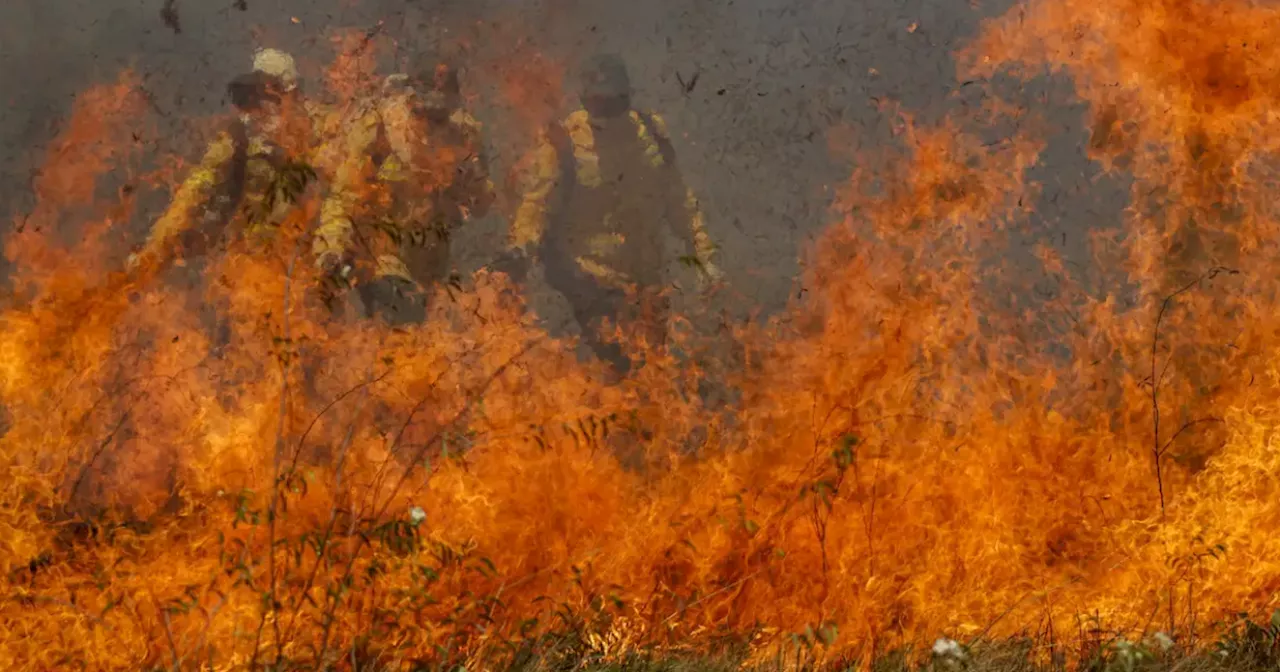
(4, 0), (1280, 670)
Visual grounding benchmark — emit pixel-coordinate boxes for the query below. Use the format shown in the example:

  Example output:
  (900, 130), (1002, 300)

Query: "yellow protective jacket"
(510, 108), (718, 288)
(312, 95), (494, 286)
(132, 101), (332, 271)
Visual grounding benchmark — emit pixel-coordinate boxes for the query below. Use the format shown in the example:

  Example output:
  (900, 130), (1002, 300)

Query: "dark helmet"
(579, 54), (631, 117)
(427, 62), (461, 96)
(580, 54), (631, 100)
(416, 62), (462, 123)
(227, 71), (285, 113)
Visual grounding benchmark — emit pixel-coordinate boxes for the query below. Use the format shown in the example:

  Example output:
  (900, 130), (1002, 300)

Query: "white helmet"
(252, 48), (299, 92)
(382, 73), (412, 95)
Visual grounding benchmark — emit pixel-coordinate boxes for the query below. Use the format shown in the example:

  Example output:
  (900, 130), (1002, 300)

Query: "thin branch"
(305, 338), (546, 664)
(66, 410), (132, 504)
(1150, 266), (1236, 516)
(285, 368), (393, 479)
(972, 591), (1035, 646)
(359, 351), (471, 514)
(161, 607), (182, 671)
(969, 554), (1134, 648)
(191, 579), (233, 665)
(24, 595), (104, 627)
(284, 370), (375, 648)
(662, 568), (765, 626)
(1158, 417), (1225, 458)
(357, 315), (568, 520)
(252, 239), (304, 671)
(273, 243), (304, 662)
(374, 336), (545, 521)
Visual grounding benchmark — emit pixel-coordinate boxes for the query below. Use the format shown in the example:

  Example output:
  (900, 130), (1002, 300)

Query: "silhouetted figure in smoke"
(505, 54), (722, 375)
(129, 49), (318, 277)
(123, 48), (330, 361)
(314, 63), (495, 326)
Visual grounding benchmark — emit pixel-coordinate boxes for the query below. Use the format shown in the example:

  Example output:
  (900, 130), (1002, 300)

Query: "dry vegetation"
(6, 0), (1280, 670)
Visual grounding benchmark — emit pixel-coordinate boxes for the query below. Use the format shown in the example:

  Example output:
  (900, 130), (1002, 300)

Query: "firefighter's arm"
(647, 113), (723, 281)
(509, 131), (560, 256)
(129, 131), (237, 270)
(313, 108), (380, 273)
(470, 152), (496, 219)
(684, 186), (723, 281)
(461, 120), (497, 220)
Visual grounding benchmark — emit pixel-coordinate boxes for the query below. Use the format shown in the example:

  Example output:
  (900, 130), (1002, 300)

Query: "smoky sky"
(0, 0), (1125, 320)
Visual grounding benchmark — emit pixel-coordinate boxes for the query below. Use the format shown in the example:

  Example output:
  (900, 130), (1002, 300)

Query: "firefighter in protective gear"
(508, 53), (721, 374)
(313, 63), (495, 325)
(128, 49), (321, 275)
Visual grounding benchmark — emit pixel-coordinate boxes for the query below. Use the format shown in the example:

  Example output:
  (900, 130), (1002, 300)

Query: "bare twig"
(24, 595), (104, 627)
(969, 554), (1135, 647)
(285, 368), (375, 650)
(252, 239), (305, 670)
(315, 499), (363, 668)
(359, 352), (471, 513)
(374, 336), (545, 521)
(191, 580), (233, 665)
(1159, 417), (1225, 457)
(358, 318), (570, 514)
(273, 243), (304, 661)
(662, 568), (764, 626)
(66, 410), (131, 504)
(360, 20), (387, 49)
(285, 368), (392, 478)
(1149, 266), (1235, 515)
(306, 338), (545, 664)
(161, 607), (182, 671)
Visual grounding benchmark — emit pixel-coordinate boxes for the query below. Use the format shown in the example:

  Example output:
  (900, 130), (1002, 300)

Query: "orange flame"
(10, 2), (1280, 670)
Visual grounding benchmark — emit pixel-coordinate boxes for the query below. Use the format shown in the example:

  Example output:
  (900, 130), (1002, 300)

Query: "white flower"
(409, 506), (426, 525)
(1152, 632), (1174, 651)
(933, 638), (965, 660)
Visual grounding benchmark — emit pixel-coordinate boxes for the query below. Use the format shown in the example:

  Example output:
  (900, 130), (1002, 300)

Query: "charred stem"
(252, 240), (304, 670)
(1149, 266), (1234, 516)
(66, 410), (131, 507)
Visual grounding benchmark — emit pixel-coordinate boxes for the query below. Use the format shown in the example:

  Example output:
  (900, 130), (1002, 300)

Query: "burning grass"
(6, 0), (1280, 669)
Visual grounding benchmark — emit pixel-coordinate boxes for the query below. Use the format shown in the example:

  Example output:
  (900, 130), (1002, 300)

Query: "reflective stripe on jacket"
(312, 95), (494, 284)
(510, 109), (716, 286)
(135, 101), (330, 270)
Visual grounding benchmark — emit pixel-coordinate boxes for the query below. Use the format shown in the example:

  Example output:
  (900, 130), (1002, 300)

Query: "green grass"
(538, 636), (1279, 672)
(320, 618), (1280, 672)
(477, 612), (1280, 672)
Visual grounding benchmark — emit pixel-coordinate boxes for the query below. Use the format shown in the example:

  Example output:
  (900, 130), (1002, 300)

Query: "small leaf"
(833, 434), (858, 470)
(818, 622), (838, 646)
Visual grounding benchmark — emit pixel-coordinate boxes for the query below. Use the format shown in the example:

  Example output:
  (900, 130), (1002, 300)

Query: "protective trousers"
(542, 239), (669, 376)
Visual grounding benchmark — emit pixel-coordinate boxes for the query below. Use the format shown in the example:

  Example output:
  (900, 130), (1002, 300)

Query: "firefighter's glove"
(314, 252), (356, 313)
(360, 276), (427, 327)
(696, 258), (725, 290)
(487, 249), (532, 285)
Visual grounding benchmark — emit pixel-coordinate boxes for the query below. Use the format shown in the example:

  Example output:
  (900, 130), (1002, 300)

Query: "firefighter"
(313, 62), (495, 326)
(506, 53), (722, 374)
(128, 48), (318, 275)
